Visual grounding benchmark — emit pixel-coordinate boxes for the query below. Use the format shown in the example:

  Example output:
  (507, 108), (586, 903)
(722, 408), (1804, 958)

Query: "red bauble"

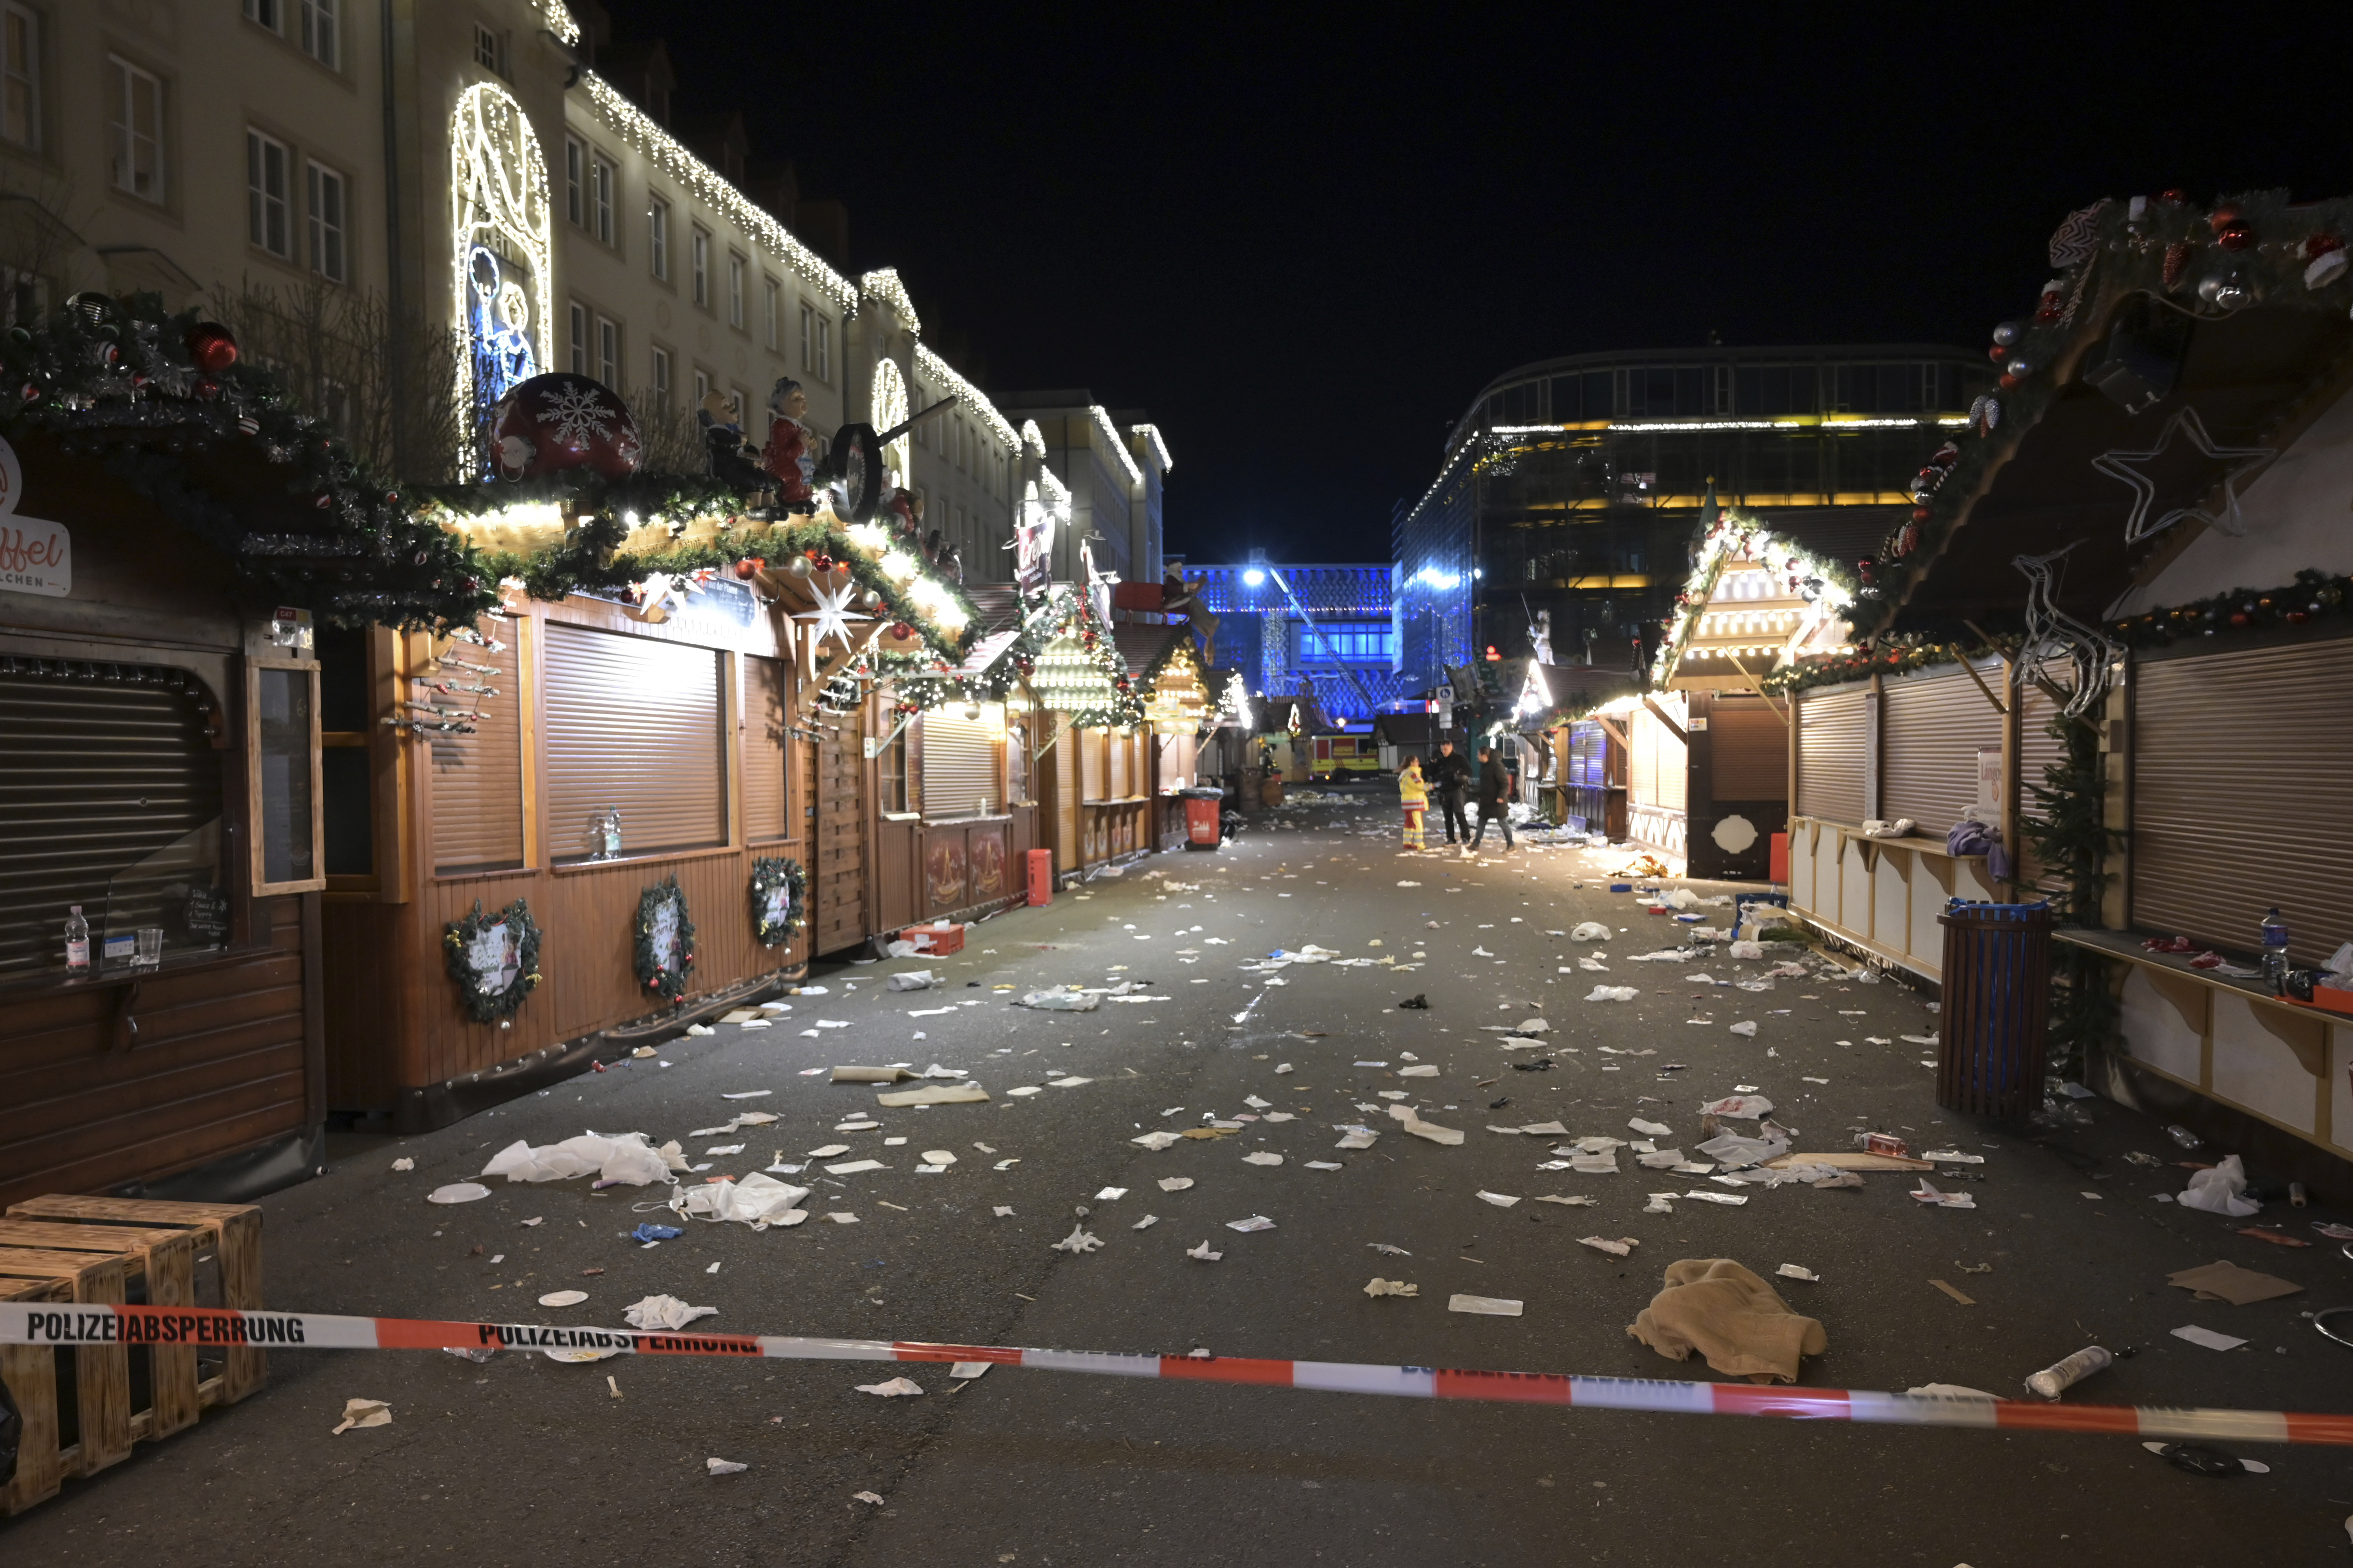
(488, 372), (642, 482)
(733, 556), (765, 580)
(1999, 373), (2022, 390)
(2306, 233), (2346, 260)
(2207, 206), (2241, 233)
(2157, 188), (2188, 204)
(1986, 344), (2008, 362)
(195, 376), (221, 398)
(1911, 506), (1932, 524)
(2287, 610), (2311, 624)
(187, 322), (239, 373)
(890, 621), (914, 637)
(2229, 612), (2252, 627)
(2215, 222), (2253, 251)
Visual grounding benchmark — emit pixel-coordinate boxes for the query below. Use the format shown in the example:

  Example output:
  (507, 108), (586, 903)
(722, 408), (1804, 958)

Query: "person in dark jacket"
(1427, 738), (1473, 844)
(1469, 743), (1515, 851)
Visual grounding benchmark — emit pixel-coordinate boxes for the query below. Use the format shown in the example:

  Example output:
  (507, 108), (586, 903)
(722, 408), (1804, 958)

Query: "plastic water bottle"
(2260, 907), (2290, 990)
(2025, 1346), (2114, 1400)
(64, 905), (89, 972)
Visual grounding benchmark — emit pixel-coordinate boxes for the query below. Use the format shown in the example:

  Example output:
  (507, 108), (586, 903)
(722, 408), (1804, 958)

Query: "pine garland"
(1, 292), (495, 631)
(634, 875), (696, 1002)
(2106, 568), (2353, 648)
(2020, 714), (2122, 1075)
(441, 898), (542, 1024)
(749, 856), (808, 948)
(1760, 639), (1976, 696)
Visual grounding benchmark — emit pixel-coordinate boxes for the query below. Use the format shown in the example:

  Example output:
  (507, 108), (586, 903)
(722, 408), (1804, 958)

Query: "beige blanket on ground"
(1627, 1258), (1828, 1384)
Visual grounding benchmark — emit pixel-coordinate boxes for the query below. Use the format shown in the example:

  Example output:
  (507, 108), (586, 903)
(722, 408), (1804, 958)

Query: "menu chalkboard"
(181, 882), (230, 947)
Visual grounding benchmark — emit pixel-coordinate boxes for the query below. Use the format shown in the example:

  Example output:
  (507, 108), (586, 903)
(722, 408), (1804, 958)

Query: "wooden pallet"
(5, 1196), (265, 1405)
(0, 1221), (199, 1441)
(0, 1247), (131, 1479)
(0, 1275), (68, 1517)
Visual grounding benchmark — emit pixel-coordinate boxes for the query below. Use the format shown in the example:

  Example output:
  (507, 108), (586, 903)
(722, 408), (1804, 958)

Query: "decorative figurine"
(760, 376), (817, 513)
(698, 390), (767, 490)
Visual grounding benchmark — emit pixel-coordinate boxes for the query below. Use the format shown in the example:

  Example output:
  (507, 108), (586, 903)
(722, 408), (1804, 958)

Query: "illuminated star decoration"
(795, 574), (871, 654)
(2091, 407), (2276, 544)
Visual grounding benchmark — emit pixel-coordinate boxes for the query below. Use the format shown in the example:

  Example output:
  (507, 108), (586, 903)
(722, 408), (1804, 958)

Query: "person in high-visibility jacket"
(1397, 755), (1428, 850)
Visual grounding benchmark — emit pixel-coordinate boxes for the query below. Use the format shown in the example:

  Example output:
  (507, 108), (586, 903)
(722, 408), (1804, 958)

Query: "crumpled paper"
(1570, 922), (1612, 942)
(1050, 1226), (1104, 1254)
(331, 1398), (392, 1434)
(885, 970), (936, 991)
(2179, 1154), (2262, 1218)
(1018, 989), (1099, 1012)
(1363, 1278), (1418, 1297)
(623, 1294), (719, 1331)
(707, 1457), (750, 1475)
(1585, 985), (1638, 1002)
(856, 1377), (925, 1397)
(481, 1131), (676, 1186)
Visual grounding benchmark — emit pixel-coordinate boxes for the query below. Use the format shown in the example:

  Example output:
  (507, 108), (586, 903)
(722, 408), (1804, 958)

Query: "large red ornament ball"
(489, 372), (643, 482)
(2215, 222), (2253, 251)
(733, 556), (765, 580)
(187, 322), (239, 373)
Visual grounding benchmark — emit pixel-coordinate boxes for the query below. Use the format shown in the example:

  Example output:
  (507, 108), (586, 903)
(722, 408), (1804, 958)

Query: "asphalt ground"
(6, 794), (2353, 1567)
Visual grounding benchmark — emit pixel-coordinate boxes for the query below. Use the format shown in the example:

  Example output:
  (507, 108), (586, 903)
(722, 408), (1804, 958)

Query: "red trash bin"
(1180, 789), (1223, 850)
(1025, 848), (1054, 906)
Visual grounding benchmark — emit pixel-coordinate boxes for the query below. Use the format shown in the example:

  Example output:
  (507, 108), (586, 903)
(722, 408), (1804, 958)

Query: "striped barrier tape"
(6, 1300), (2349, 1447)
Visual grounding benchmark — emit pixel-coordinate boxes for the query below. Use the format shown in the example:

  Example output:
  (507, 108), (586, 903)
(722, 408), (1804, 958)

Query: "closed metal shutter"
(1796, 684), (1868, 825)
(740, 655), (789, 843)
(1569, 722), (1606, 787)
(1709, 698), (1787, 800)
(542, 623), (725, 862)
(0, 660), (224, 980)
(430, 618), (525, 874)
(1879, 661), (2002, 835)
(2131, 640), (2353, 965)
(921, 710), (999, 819)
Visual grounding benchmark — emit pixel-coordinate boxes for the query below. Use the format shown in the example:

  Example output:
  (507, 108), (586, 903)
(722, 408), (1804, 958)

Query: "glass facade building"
(1394, 343), (1994, 689)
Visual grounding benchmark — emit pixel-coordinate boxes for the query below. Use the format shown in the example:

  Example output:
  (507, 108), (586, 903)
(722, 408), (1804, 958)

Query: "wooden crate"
(0, 1247), (131, 1478)
(0, 1275), (67, 1517)
(5, 1196), (265, 1405)
(0, 1221), (199, 1442)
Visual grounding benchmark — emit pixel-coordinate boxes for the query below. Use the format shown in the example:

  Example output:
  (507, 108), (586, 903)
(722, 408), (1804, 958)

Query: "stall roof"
(1111, 622), (1204, 686)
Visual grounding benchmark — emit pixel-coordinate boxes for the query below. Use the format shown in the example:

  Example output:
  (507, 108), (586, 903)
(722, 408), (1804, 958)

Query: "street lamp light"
(1242, 568), (1265, 586)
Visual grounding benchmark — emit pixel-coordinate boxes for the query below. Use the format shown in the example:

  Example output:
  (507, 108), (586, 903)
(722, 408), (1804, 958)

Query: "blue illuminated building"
(1182, 554), (1405, 727)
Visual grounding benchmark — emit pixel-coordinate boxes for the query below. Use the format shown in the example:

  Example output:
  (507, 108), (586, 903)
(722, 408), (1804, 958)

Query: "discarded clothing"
(1627, 1258), (1828, 1384)
(482, 1131), (677, 1186)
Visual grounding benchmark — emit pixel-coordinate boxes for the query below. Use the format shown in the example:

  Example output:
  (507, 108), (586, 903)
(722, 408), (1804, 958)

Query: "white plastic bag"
(2179, 1153), (2261, 1217)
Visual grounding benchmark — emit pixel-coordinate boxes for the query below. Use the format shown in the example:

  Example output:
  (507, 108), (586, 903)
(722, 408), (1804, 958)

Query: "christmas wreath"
(749, 856), (809, 948)
(442, 898), (542, 1024)
(634, 875), (696, 1002)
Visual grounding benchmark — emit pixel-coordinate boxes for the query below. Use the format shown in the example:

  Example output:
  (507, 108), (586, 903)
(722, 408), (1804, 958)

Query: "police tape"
(6, 1300), (2349, 1447)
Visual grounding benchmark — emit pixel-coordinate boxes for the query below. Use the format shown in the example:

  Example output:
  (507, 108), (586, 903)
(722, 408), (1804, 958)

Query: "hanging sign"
(0, 436), (68, 598)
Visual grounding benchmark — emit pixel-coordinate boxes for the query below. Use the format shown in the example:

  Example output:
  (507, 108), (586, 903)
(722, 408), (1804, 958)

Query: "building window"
(647, 196), (669, 281)
(726, 253), (744, 328)
(799, 308), (830, 382)
(763, 276), (779, 350)
(299, 0), (338, 67)
(307, 161), (347, 282)
(243, 0), (283, 29)
(693, 367), (709, 405)
(2, 4), (39, 151)
(877, 728), (908, 814)
(798, 303), (812, 370)
(563, 135), (583, 226)
(590, 154), (613, 245)
(690, 226), (709, 307)
(473, 23), (501, 73)
(1292, 622), (1392, 665)
(247, 129), (292, 258)
(597, 315), (619, 388)
(650, 345), (671, 407)
(568, 302), (587, 375)
(109, 58), (165, 202)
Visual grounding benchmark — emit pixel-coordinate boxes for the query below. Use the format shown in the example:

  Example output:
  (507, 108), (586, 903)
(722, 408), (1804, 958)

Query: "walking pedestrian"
(1397, 756), (1428, 850)
(1469, 742), (1515, 852)
(1428, 737), (1472, 845)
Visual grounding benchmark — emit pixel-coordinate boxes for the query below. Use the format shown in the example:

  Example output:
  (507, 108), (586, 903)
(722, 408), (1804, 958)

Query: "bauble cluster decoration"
(490, 371), (643, 483)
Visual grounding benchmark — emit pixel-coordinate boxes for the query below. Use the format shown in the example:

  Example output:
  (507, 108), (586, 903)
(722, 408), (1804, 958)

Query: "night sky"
(600, 4), (2353, 566)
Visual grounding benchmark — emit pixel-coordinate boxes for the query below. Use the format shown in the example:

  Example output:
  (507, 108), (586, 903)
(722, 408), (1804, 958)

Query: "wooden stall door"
(813, 725), (867, 955)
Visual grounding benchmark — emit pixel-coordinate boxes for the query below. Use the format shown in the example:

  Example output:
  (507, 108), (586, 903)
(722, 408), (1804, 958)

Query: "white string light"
(1131, 422), (1174, 475)
(579, 74), (855, 314)
(872, 357), (910, 488)
(857, 268), (923, 336)
(1089, 405), (1144, 489)
(527, 0), (581, 45)
(450, 84), (552, 431)
(915, 344), (1017, 452)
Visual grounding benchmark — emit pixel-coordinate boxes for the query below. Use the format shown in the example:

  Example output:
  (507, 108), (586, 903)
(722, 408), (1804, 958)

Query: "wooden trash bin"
(6, 1197), (266, 1406)
(0, 1248), (132, 1478)
(0, 1275), (68, 1517)
(0, 1221), (200, 1442)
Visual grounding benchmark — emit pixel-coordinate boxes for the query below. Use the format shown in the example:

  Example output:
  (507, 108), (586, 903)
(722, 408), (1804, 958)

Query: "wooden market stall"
(1117, 624), (1211, 851)
(319, 393), (979, 1129)
(1024, 586), (1150, 878)
(0, 300), (489, 1205)
(1778, 189), (2353, 1184)
(866, 585), (1041, 933)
